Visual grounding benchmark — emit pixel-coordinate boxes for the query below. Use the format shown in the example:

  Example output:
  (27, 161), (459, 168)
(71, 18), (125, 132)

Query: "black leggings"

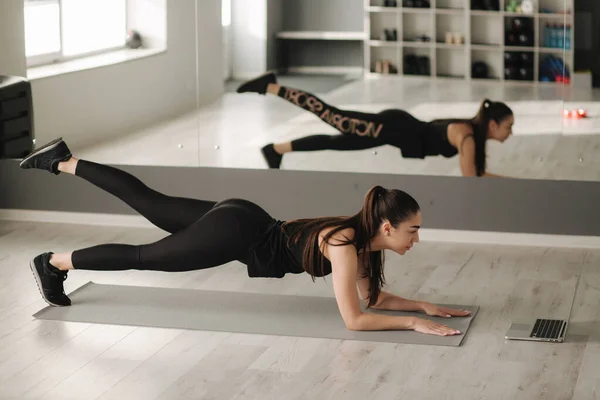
(276, 86), (424, 152)
(70, 160), (274, 272)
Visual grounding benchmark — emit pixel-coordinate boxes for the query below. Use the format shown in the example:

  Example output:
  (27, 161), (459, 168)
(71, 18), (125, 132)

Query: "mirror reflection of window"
(24, 0), (127, 67)
(24, 0), (61, 58)
(222, 0), (232, 80)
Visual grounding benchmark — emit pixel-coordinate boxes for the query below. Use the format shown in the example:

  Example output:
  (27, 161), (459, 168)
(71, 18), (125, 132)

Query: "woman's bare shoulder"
(319, 226), (356, 243)
(448, 122), (474, 148)
(318, 226), (357, 259)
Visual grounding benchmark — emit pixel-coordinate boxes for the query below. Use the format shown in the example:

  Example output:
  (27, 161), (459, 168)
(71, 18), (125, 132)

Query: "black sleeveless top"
(376, 109), (463, 159)
(245, 219), (333, 279)
(421, 119), (463, 158)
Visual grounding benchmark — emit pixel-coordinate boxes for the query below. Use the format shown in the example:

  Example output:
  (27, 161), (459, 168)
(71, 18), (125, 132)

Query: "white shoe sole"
(19, 137), (64, 168)
(29, 258), (64, 307)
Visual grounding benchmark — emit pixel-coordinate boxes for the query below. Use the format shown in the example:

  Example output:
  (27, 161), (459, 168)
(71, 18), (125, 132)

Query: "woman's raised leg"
(20, 138), (218, 234)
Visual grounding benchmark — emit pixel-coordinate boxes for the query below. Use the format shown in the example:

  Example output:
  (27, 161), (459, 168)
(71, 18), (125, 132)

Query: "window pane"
(24, 1), (61, 57)
(61, 0), (127, 57)
(222, 0), (231, 27)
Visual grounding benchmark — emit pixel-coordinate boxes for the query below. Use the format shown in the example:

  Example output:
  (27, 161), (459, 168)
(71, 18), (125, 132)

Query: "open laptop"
(505, 272), (581, 343)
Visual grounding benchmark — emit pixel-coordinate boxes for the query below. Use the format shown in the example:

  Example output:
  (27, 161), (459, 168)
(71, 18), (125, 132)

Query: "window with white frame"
(25, 0), (128, 67)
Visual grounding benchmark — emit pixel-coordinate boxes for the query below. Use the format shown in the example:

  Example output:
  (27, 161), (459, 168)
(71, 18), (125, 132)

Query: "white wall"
(0, 0), (26, 77)
(231, 0), (267, 80)
(1, 0), (223, 149)
(195, 0), (224, 104)
(230, 0), (283, 79)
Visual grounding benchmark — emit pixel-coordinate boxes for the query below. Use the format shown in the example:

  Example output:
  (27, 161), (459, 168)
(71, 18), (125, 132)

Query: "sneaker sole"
(19, 137), (64, 168)
(29, 259), (64, 307)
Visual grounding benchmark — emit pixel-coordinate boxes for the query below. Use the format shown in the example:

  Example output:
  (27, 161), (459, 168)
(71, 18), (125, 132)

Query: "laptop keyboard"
(530, 319), (566, 339)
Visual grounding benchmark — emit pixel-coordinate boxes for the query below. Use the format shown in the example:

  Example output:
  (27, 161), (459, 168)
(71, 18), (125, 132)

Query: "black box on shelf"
(471, 0), (500, 11)
(504, 16), (534, 47)
(504, 51), (534, 81)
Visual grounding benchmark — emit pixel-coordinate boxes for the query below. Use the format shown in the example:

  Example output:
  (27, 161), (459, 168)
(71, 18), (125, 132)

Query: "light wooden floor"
(1, 219), (599, 399)
(76, 75), (600, 182)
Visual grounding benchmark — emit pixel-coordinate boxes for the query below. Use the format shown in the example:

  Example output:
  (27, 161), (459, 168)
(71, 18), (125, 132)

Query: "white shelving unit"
(363, 0), (575, 85)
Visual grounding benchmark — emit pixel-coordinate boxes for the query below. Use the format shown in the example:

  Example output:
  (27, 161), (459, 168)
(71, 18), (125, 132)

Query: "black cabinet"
(0, 76), (34, 159)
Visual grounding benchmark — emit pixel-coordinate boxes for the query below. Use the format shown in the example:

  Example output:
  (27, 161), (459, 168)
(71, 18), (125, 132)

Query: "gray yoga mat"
(33, 282), (479, 346)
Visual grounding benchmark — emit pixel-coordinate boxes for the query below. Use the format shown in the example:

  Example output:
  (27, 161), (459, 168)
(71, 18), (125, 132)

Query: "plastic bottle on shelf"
(557, 24), (564, 49)
(551, 24), (559, 48)
(565, 24), (571, 50)
(543, 23), (550, 47)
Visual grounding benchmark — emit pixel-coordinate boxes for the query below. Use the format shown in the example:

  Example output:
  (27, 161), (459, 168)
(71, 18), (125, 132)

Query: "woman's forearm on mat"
(348, 313), (417, 331)
(369, 291), (425, 312)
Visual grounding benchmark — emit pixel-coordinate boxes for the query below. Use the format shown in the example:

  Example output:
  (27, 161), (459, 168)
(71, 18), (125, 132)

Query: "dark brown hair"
(282, 186), (420, 308)
(470, 99), (513, 176)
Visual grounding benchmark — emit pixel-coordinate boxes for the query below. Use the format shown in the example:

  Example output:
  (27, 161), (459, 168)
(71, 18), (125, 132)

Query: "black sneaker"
(236, 72), (277, 95)
(261, 144), (283, 169)
(19, 137), (72, 175)
(30, 252), (71, 307)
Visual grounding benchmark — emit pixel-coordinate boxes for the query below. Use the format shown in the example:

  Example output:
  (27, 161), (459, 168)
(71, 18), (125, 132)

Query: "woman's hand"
(421, 302), (472, 318)
(410, 317), (462, 336)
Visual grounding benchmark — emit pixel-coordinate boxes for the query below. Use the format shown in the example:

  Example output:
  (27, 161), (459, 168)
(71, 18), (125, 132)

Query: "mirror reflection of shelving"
(437, 48), (466, 78)
(435, 12), (466, 46)
(367, 1), (401, 75)
(363, 0), (574, 84)
(402, 4), (434, 77)
(403, 47), (433, 76)
(470, 8), (502, 81)
(472, 49), (502, 80)
(436, 0), (465, 11)
(402, 8), (433, 43)
(370, 46), (401, 74)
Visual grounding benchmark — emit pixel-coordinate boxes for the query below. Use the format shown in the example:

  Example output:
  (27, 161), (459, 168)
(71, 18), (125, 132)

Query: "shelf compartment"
(504, 50), (535, 82)
(436, 47), (466, 78)
(471, 49), (502, 80)
(370, 46), (401, 75)
(402, 11), (433, 42)
(436, 12), (466, 45)
(403, 46), (432, 76)
(471, 14), (503, 47)
(369, 12), (400, 41)
(435, 0), (464, 9)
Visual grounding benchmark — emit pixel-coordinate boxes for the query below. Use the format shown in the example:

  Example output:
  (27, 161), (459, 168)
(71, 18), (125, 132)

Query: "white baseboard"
(2, 209), (600, 249)
(231, 72), (268, 81)
(419, 229), (600, 250)
(0, 209), (155, 229)
(233, 67), (363, 80)
(283, 66), (364, 76)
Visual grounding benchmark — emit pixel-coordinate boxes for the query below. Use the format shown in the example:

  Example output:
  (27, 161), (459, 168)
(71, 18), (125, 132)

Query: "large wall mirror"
(204, 0), (593, 182)
(15, 0), (596, 182)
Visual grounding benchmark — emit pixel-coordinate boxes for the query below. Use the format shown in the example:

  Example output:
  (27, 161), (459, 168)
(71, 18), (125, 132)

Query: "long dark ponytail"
(282, 186), (421, 308)
(470, 99), (513, 176)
